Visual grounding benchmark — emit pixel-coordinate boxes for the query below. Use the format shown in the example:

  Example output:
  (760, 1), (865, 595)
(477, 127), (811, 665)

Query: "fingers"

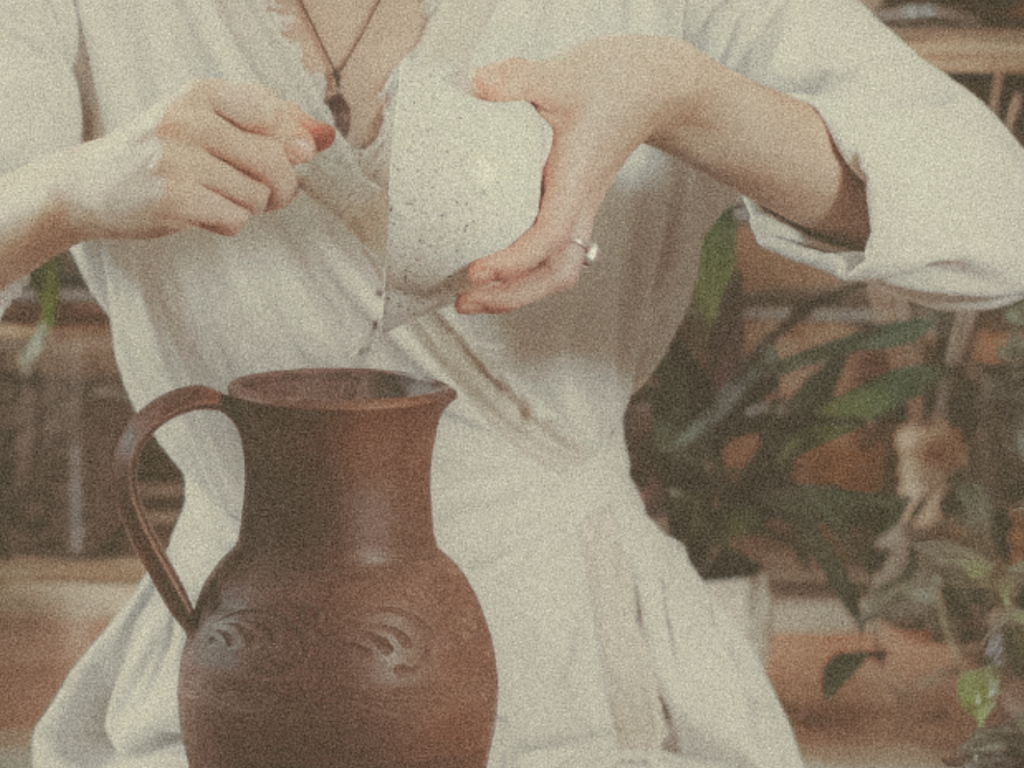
(464, 61), (596, 284)
(472, 58), (544, 104)
(64, 79), (337, 243)
(458, 43), (661, 314)
(465, 175), (580, 284)
(456, 236), (586, 314)
(296, 112), (337, 152)
(158, 108), (299, 211)
(457, 204), (595, 314)
(199, 79), (333, 152)
(159, 80), (335, 212)
(159, 178), (254, 237)
(156, 140), (272, 216)
(458, 80), (609, 314)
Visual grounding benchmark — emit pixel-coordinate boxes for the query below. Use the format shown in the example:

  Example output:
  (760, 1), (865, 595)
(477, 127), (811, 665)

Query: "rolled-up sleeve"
(677, 0), (1024, 308)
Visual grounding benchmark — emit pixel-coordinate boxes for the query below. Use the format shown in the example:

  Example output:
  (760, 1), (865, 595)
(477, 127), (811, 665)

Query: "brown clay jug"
(114, 368), (498, 768)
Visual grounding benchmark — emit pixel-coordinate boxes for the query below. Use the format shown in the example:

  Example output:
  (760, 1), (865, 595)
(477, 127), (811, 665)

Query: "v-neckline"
(268, 0), (434, 150)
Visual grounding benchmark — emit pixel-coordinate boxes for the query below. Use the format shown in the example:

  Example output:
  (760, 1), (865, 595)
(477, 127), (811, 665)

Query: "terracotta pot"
(114, 368), (497, 768)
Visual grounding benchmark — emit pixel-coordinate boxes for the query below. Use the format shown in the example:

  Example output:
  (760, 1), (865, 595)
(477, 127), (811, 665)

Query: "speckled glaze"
(114, 369), (498, 768)
(382, 58), (550, 329)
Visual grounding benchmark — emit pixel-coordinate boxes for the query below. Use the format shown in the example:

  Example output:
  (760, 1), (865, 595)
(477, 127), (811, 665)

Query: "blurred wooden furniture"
(897, 25), (1024, 124)
(897, 25), (1024, 74)
(0, 298), (182, 558)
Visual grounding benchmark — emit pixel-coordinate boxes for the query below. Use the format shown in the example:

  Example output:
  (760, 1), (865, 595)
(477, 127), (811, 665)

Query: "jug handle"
(113, 385), (226, 632)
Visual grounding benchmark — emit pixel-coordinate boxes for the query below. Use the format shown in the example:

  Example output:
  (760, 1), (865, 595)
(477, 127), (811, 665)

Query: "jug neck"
(228, 398), (447, 568)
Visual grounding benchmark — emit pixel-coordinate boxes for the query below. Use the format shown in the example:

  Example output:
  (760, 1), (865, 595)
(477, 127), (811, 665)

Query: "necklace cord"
(295, 0), (386, 84)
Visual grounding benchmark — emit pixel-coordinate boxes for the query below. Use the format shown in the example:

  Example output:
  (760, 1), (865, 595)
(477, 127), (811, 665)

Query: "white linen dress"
(3, 0), (1024, 766)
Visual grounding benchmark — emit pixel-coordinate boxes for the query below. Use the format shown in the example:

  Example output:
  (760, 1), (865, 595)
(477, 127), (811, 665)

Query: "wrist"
(644, 38), (718, 153)
(45, 144), (104, 245)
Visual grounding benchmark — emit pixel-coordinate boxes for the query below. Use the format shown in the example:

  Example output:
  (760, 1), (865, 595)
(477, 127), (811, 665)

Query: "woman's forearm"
(647, 39), (870, 249)
(0, 150), (81, 289)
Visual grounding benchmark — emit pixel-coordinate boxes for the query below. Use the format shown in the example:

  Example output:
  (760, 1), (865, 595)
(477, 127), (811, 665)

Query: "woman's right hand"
(57, 78), (335, 242)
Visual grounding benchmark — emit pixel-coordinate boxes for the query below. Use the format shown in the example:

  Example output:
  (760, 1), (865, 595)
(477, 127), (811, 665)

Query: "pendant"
(326, 91), (351, 137)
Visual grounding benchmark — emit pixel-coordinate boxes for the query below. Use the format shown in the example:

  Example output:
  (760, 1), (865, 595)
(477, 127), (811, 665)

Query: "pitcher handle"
(113, 385), (226, 632)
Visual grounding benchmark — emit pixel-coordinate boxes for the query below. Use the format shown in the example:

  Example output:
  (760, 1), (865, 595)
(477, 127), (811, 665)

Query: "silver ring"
(570, 236), (600, 267)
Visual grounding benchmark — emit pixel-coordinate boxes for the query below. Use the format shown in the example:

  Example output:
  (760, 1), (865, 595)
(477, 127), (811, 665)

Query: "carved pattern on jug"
(337, 608), (432, 686)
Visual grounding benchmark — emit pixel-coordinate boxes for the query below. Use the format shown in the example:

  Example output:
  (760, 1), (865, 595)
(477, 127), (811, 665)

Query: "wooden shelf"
(897, 25), (1024, 74)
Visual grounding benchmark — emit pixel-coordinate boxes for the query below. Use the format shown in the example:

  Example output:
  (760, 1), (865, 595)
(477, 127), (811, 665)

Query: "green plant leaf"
(692, 208), (737, 330)
(779, 317), (936, 375)
(1007, 562), (1024, 597)
(991, 619), (1024, 678)
(664, 487), (719, 570)
(817, 365), (943, 421)
(822, 651), (885, 698)
(749, 285), (862, 358)
(650, 332), (716, 443)
(785, 354), (847, 419)
(915, 540), (996, 584)
(807, 529), (862, 622)
(860, 570), (944, 631)
(777, 420), (863, 466)
(17, 256), (62, 375)
(661, 300), (927, 458)
(777, 496), (863, 621)
(775, 365), (942, 463)
(1000, 335), (1024, 364)
(657, 349), (782, 453)
(958, 667), (1000, 728)
(787, 485), (904, 537)
(31, 256), (61, 328)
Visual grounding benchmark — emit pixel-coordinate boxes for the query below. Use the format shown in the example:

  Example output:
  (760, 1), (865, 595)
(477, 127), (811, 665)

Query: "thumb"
(472, 57), (542, 103)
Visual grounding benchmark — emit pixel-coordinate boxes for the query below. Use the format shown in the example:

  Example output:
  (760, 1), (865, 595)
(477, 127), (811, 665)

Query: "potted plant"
(627, 209), (944, 655)
(823, 474), (1024, 767)
(820, 299), (1024, 766)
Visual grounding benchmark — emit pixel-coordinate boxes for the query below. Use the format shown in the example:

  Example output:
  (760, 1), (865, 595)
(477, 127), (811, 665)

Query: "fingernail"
(285, 134), (317, 164)
(297, 114), (337, 151)
(310, 122), (336, 150)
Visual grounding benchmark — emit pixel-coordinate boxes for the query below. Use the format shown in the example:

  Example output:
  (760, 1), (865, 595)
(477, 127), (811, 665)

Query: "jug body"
(114, 369), (497, 768)
(179, 545), (495, 768)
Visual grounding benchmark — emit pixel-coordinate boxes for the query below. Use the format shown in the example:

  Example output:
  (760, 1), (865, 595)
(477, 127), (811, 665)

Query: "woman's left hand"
(455, 36), (698, 315)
